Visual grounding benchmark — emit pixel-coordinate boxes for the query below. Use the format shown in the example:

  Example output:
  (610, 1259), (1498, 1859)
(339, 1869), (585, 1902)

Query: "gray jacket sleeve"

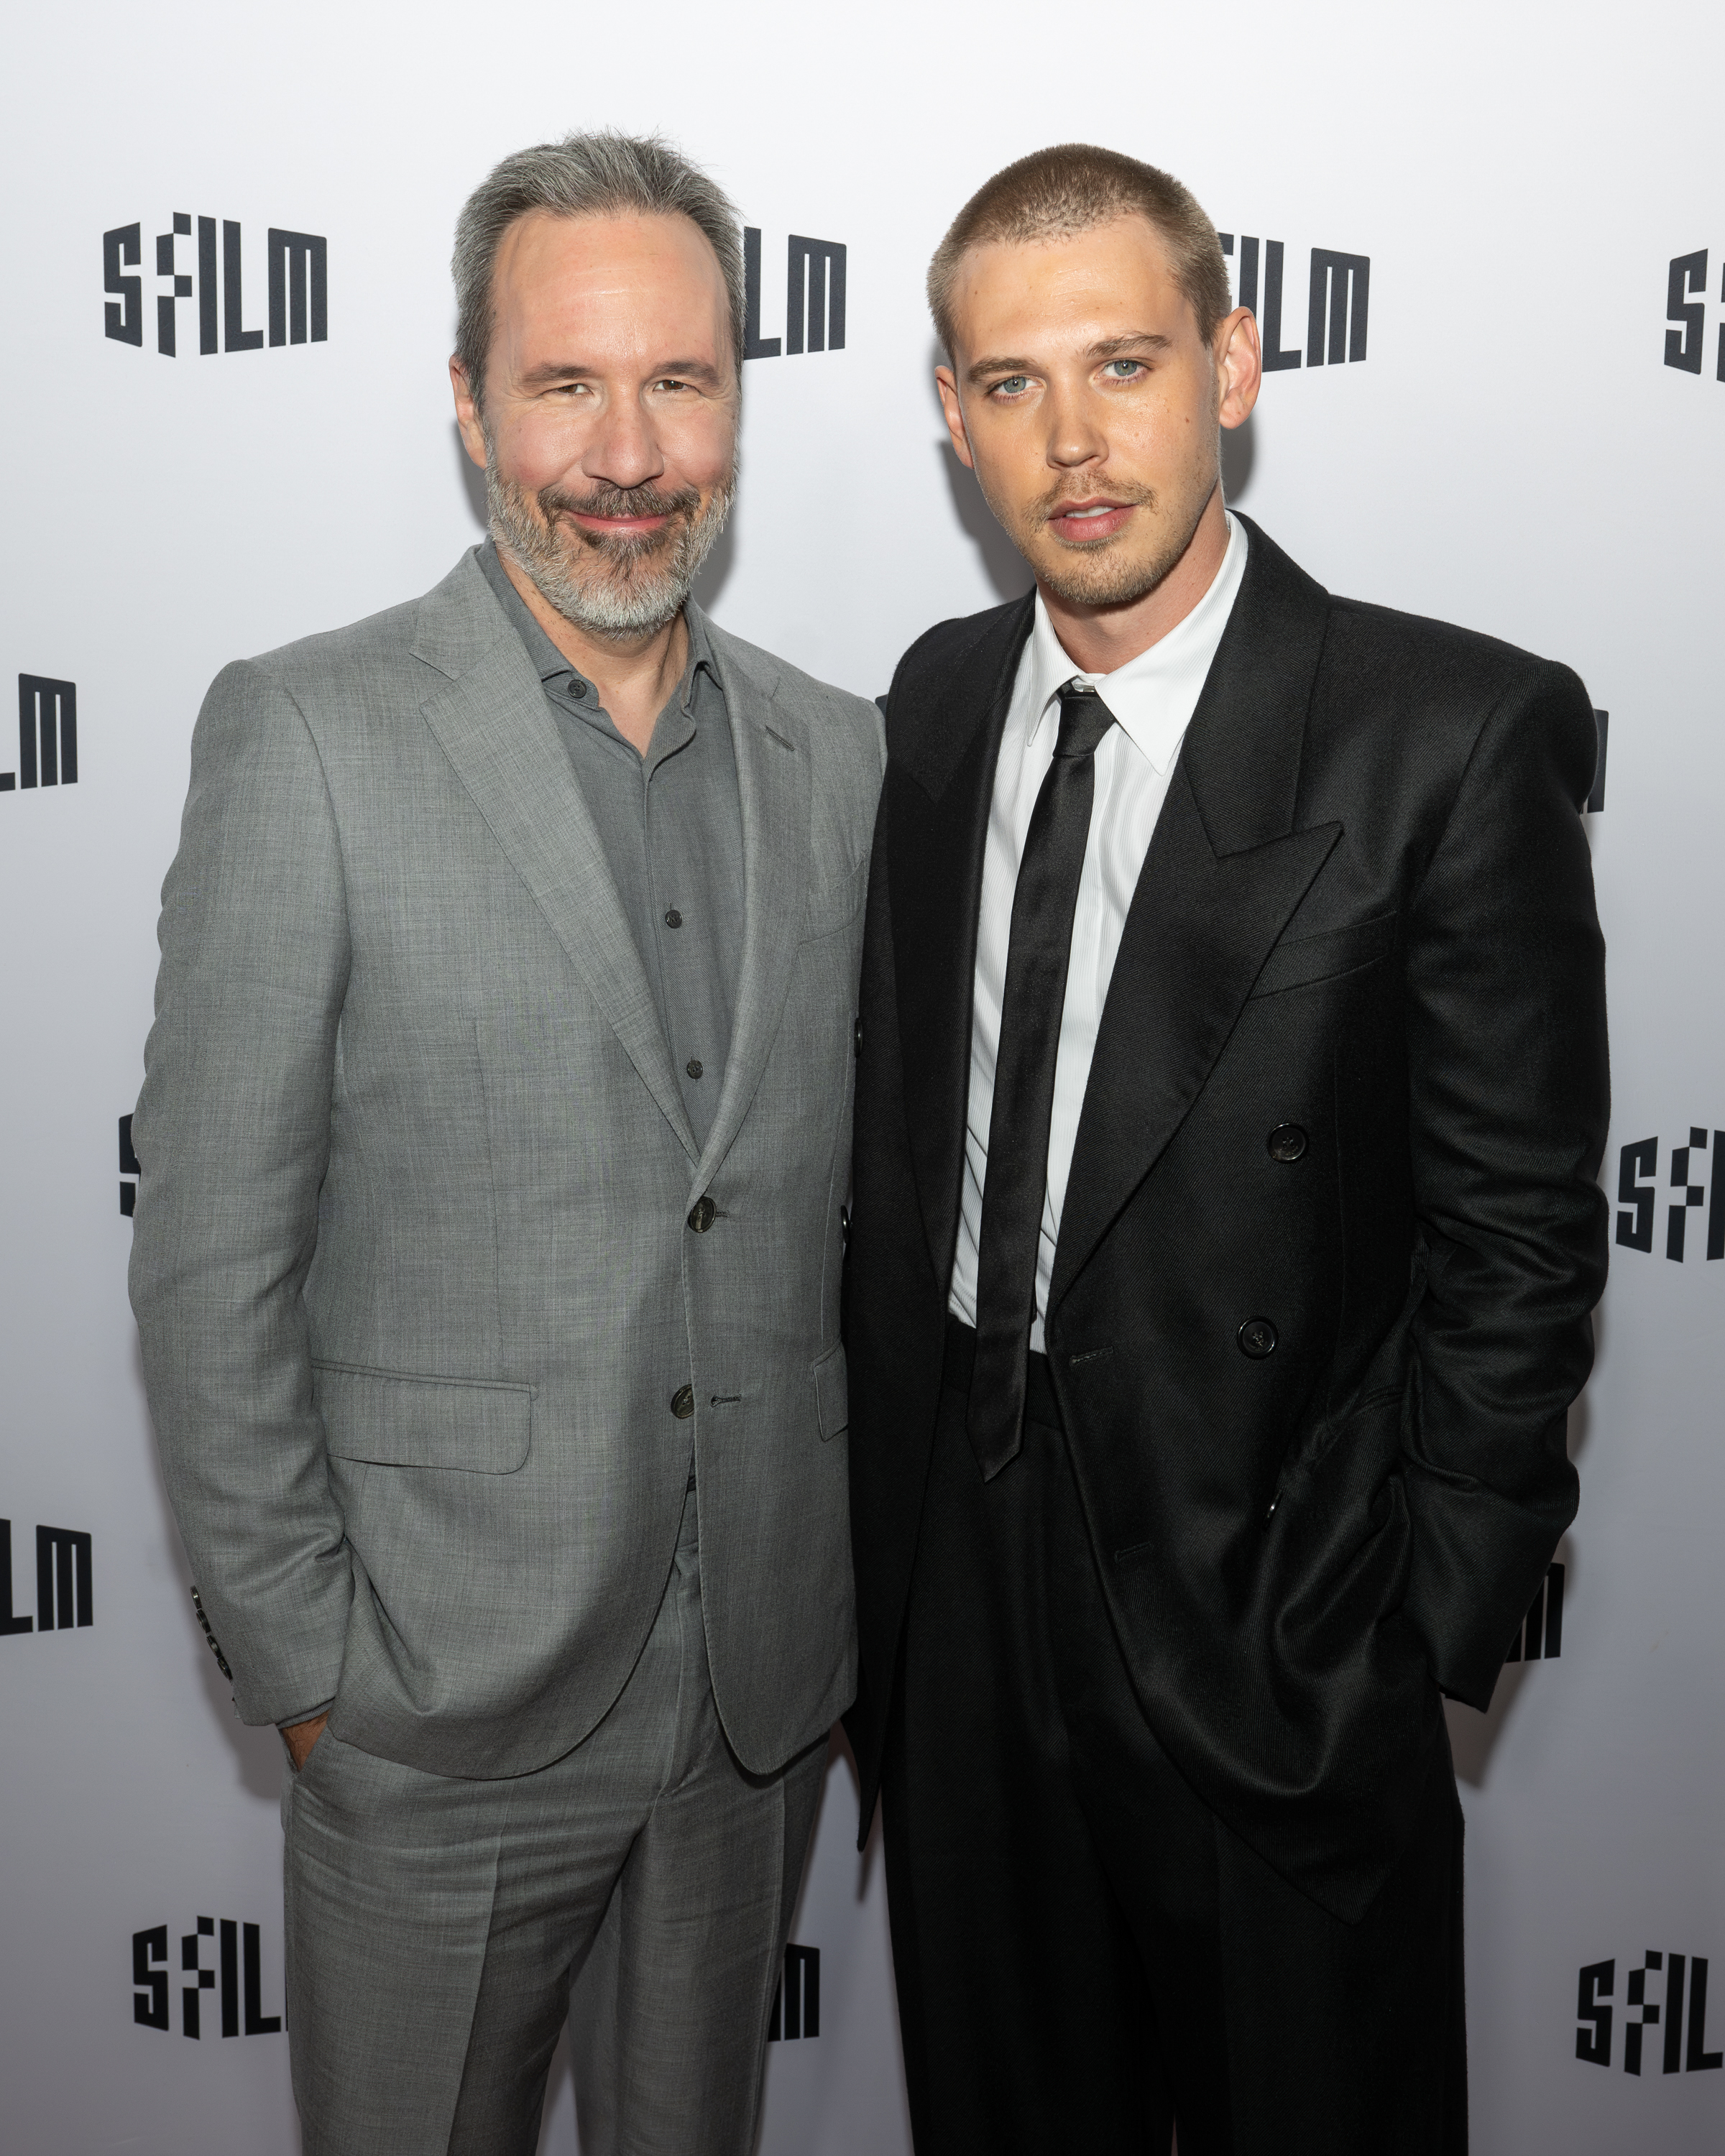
(129, 658), (354, 1726)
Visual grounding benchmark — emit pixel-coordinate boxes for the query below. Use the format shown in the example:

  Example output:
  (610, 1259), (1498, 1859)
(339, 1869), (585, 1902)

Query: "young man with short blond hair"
(845, 142), (1608, 2155)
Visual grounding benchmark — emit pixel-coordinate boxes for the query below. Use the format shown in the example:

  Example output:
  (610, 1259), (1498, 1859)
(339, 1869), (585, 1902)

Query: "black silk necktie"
(967, 682), (1118, 1480)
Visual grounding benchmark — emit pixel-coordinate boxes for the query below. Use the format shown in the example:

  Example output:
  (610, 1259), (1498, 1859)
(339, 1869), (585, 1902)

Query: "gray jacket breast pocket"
(812, 1342), (849, 1441)
(801, 859), (868, 941)
(1248, 913), (1397, 998)
(313, 1360), (531, 1473)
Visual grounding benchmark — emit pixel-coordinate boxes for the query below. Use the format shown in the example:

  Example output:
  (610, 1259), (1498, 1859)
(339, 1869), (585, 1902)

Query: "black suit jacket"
(844, 516), (1609, 1922)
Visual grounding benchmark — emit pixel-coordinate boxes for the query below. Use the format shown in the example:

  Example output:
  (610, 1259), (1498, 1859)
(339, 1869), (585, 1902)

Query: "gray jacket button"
(671, 1385), (696, 1419)
(687, 1197), (717, 1233)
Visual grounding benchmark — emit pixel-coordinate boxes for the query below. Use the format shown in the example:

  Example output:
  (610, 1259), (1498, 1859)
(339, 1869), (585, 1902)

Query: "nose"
(1044, 380), (1108, 472)
(582, 387), (667, 494)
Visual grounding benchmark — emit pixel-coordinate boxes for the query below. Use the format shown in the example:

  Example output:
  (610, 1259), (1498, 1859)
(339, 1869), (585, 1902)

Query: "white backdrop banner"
(2, 2), (1721, 2150)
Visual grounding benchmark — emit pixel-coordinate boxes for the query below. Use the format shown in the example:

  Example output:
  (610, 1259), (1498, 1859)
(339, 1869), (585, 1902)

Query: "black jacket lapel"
(1048, 520), (1340, 1317)
(887, 595), (1034, 1289)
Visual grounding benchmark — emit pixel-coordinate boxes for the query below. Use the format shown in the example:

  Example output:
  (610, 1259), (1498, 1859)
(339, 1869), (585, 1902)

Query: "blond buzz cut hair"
(926, 143), (1233, 361)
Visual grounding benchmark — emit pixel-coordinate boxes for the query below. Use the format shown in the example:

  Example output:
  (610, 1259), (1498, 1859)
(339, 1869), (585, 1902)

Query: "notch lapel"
(687, 628), (812, 1197)
(1048, 520), (1341, 1317)
(411, 560), (699, 1164)
(888, 596), (1034, 1289)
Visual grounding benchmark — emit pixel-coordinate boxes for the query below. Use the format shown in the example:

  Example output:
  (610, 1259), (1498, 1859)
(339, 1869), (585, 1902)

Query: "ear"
(934, 366), (975, 470)
(1215, 307), (1261, 430)
(450, 356), (488, 470)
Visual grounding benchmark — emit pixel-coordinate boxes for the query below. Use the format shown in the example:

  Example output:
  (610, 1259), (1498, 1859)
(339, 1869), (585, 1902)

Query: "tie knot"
(1054, 683), (1117, 760)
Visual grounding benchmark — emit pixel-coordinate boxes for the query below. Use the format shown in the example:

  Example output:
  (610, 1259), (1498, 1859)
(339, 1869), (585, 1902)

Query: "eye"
(990, 374), (1031, 400)
(1102, 359), (1145, 381)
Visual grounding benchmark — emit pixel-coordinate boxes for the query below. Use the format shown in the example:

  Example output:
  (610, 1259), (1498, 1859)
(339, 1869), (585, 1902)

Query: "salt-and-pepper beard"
(486, 457), (735, 640)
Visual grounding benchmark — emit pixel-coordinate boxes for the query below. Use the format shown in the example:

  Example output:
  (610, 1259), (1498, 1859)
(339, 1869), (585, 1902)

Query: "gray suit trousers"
(282, 1486), (827, 2155)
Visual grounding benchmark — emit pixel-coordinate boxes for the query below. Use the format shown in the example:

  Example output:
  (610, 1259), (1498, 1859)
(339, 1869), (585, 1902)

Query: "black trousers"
(880, 1322), (1467, 2156)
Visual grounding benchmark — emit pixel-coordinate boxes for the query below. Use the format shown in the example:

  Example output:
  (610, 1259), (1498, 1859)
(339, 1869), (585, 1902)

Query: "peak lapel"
(888, 595), (1034, 1288)
(689, 630), (811, 1195)
(1048, 520), (1340, 1317)
(412, 568), (699, 1164)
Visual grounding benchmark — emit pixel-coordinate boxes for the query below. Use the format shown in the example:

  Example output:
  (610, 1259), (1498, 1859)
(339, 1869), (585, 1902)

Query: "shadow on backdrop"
(1220, 407), (1256, 505)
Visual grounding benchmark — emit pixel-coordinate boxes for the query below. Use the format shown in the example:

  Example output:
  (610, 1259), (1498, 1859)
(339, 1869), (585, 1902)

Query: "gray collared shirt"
(477, 540), (744, 1148)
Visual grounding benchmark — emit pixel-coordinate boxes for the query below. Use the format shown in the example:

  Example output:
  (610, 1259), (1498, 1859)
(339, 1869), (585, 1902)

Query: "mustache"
(538, 480), (703, 535)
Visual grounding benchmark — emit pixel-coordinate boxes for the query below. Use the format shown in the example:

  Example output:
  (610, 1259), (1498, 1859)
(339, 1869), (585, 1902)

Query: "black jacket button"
(1267, 1123), (1307, 1162)
(671, 1385), (696, 1419)
(1238, 1318), (1277, 1360)
(687, 1197), (717, 1233)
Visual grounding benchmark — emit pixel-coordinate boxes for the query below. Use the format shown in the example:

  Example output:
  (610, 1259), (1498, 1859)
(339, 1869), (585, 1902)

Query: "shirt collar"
(1024, 510), (1249, 775)
(477, 538), (715, 712)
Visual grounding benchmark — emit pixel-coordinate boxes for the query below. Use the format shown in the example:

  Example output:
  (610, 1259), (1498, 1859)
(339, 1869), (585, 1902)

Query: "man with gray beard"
(129, 133), (883, 2156)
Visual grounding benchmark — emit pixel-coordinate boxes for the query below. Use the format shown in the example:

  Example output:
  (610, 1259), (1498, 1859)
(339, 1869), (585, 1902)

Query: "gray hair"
(452, 132), (745, 406)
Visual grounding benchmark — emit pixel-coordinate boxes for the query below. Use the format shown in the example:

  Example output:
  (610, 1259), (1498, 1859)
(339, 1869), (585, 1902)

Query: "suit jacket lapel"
(411, 554), (700, 1164)
(1048, 519), (1341, 1317)
(888, 595), (1034, 1289)
(689, 624), (811, 1197)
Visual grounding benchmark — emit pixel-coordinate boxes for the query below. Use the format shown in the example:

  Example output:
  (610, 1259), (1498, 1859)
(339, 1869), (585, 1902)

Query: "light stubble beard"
(1010, 472), (1218, 612)
(486, 454), (735, 642)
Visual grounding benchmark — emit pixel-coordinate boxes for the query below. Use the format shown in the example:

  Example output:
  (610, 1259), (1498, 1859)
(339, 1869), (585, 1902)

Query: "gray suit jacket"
(130, 548), (885, 1779)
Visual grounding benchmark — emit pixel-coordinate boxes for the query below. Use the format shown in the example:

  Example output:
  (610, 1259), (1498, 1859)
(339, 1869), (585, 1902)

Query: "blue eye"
(995, 375), (1029, 395)
(1104, 360), (1141, 379)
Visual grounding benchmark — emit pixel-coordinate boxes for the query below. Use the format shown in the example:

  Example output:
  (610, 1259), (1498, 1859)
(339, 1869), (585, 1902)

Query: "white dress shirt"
(948, 512), (1249, 1353)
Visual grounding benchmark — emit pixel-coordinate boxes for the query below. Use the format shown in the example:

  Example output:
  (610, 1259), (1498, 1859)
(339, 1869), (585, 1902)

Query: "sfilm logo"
(1577, 1952), (1722, 2075)
(1664, 250), (1724, 380)
(1, 1517), (93, 1634)
(1616, 1130), (1725, 1261)
(765, 1943), (819, 2040)
(104, 214), (326, 357)
(742, 229), (845, 361)
(133, 1917), (282, 2038)
(1221, 234), (1368, 370)
(2, 676), (77, 796)
(1503, 1561), (1564, 1666)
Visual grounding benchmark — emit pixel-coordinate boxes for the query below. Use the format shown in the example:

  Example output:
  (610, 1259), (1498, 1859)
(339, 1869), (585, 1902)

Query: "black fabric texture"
(883, 1331), (1466, 2156)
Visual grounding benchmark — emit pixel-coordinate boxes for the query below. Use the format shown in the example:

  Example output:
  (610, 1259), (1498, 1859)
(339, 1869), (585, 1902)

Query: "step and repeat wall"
(2, 1), (1721, 2149)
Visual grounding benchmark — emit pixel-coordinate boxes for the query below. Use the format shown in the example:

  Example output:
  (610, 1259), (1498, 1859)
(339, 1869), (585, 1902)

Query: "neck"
(1038, 484), (1229, 677)
(495, 543), (689, 756)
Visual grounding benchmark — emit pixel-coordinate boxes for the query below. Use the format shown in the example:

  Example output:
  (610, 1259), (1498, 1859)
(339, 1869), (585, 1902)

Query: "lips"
(1046, 499), (1135, 543)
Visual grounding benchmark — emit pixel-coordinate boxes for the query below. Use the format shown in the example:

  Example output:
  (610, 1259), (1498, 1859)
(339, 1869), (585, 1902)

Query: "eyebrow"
(965, 331), (1174, 386)
(518, 356), (727, 389)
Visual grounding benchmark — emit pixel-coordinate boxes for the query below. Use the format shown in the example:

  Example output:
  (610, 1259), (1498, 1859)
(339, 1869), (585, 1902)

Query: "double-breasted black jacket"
(843, 517), (1609, 1922)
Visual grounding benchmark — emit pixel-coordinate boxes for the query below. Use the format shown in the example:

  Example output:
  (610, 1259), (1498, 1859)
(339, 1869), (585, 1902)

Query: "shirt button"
(686, 1059), (703, 1080)
(1267, 1123), (1307, 1163)
(688, 1197), (717, 1233)
(1238, 1318), (1278, 1360)
(665, 909), (683, 929)
(671, 1385), (696, 1419)
(571, 681), (587, 700)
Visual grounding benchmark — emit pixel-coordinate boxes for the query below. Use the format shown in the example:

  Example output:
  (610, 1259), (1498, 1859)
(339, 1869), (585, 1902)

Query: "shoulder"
(213, 551), (497, 713)
(1317, 592), (1596, 801)
(888, 595), (1029, 701)
(703, 617), (886, 778)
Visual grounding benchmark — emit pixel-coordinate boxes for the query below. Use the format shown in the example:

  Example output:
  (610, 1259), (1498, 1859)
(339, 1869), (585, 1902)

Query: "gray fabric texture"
(129, 545), (885, 1779)
(282, 1488), (828, 2156)
(474, 540), (744, 1148)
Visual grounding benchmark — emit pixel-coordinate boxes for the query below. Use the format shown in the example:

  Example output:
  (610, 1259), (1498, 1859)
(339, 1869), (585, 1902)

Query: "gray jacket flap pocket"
(313, 1361), (531, 1473)
(1249, 912), (1397, 998)
(812, 1342), (849, 1441)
